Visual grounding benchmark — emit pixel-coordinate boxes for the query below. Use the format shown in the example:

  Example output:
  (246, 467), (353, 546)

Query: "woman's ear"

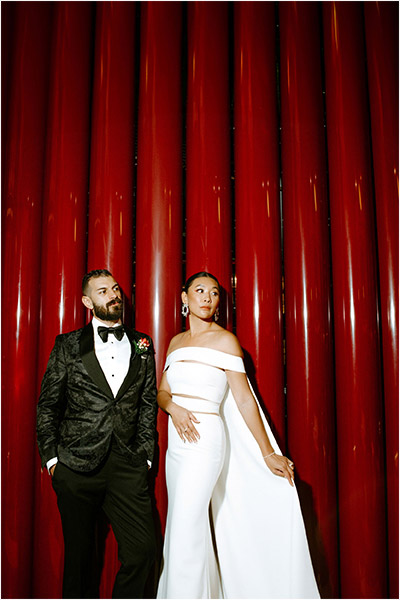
(82, 295), (93, 310)
(181, 291), (188, 305)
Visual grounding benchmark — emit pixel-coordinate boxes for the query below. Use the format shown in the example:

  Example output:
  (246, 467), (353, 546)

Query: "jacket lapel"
(115, 327), (141, 400)
(80, 323), (114, 399)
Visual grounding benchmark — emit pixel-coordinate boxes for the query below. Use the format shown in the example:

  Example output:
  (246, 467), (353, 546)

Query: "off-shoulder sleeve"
(164, 347), (246, 373)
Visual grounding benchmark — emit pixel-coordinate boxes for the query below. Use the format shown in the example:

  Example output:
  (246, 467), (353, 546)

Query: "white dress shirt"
(92, 316), (131, 396)
(46, 317), (131, 473)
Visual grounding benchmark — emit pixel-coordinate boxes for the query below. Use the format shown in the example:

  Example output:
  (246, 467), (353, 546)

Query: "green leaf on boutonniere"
(134, 337), (150, 354)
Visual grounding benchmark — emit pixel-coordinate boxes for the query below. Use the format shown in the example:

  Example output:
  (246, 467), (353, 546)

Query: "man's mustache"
(107, 298), (122, 308)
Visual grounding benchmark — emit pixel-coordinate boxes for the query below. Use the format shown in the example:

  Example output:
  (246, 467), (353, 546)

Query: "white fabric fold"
(213, 381), (320, 598)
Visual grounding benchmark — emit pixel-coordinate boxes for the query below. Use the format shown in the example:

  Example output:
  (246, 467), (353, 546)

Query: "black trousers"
(51, 443), (156, 599)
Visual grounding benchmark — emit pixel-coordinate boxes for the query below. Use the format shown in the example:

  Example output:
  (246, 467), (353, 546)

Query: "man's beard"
(93, 298), (123, 322)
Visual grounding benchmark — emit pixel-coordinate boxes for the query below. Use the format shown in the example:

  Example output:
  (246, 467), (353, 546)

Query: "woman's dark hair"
(184, 271), (220, 293)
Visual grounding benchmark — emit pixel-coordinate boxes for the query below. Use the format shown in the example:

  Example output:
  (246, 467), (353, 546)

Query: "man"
(37, 269), (157, 599)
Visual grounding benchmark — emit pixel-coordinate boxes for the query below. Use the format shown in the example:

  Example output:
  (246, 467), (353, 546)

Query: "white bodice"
(164, 347), (245, 412)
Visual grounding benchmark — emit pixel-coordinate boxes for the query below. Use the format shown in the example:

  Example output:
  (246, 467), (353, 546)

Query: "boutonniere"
(134, 337), (150, 355)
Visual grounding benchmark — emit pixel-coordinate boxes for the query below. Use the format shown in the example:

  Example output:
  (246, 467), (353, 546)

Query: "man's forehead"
(90, 276), (118, 290)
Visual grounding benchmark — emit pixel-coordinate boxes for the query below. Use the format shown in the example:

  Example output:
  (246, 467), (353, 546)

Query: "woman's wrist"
(262, 450), (275, 459)
(157, 391), (174, 415)
(166, 401), (179, 417)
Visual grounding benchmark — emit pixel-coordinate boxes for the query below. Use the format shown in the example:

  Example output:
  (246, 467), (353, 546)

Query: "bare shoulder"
(166, 332), (187, 355)
(212, 329), (243, 357)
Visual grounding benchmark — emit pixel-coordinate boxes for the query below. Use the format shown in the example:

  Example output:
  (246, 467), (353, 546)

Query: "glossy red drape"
(2, 3), (397, 599)
(87, 4), (137, 596)
(186, 2), (232, 327)
(233, 3), (285, 449)
(279, 4), (338, 597)
(323, 3), (388, 598)
(88, 2), (136, 326)
(1, 1), (16, 183)
(364, 4), (399, 598)
(31, 4), (94, 599)
(1, 4), (52, 598)
(135, 2), (183, 537)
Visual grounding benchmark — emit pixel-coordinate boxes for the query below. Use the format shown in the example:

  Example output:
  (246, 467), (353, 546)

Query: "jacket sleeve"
(36, 335), (68, 468)
(134, 338), (158, 464)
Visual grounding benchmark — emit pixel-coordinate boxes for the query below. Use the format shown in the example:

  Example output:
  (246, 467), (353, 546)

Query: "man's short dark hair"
(82, 269), (113, 295)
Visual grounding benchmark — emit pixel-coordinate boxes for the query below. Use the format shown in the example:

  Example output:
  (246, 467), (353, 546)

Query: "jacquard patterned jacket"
(36, 322), (157, 472)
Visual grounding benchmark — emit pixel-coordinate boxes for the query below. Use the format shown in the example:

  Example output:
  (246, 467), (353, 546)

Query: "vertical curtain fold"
(323, 3), (388, 597)
(32, 4), (94, 598)
(1, 1), (17, 184)
(279, 4), (339, 597)
(364, 4), (399, 598)
(233, 3), (285, 450)
(1, 4), (53, 598)
(135, 2), (184, 539)
(88, 2), (136, 327)
(86, 4), (137, 596)
(186, 2), (232, 327)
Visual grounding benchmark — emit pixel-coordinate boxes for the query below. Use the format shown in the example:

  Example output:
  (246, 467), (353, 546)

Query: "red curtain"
(364, 4), (399, 598)
(135, 0), (183, 541)
(31, 4), (94, 597)
(2, 4), (53, 598)
(2, 2), (398, 598)
(186, 2), (233, 328)
(323, 3), (388, 597)
(234, 2), (285, 451)
(87, 3), (137, 594)
(279, 4), (338, 597)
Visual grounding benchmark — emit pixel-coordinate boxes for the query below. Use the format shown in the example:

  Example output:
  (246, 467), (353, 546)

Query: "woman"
(156, 272), (320, 599)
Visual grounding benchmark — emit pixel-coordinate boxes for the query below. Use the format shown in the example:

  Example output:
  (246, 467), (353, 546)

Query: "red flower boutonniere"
(134, 337), (150, 355)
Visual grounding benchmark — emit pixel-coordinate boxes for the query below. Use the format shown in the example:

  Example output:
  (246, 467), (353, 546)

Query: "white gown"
(156, 347), (320, 599)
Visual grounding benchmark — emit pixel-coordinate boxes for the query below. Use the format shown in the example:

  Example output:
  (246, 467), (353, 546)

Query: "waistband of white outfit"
(171, 395), (220, 416)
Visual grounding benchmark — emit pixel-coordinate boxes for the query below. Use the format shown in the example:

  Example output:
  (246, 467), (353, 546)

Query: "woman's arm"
(226, 370), (294, 486)
(157, 371), (200, 443)
(219, 332), (294, 486)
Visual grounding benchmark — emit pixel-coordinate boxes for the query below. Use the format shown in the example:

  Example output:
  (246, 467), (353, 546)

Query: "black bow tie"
(97, 325), (124, 343)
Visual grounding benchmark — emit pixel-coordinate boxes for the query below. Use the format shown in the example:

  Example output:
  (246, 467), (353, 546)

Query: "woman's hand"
(264, 452), (294, 487)
(169, 403), (200, 443)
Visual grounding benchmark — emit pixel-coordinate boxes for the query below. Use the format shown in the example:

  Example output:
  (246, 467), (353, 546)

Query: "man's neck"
(92, 315), (122, 327)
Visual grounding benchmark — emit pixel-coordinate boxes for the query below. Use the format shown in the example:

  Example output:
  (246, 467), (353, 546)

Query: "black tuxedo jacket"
(37, 322), (158, 472)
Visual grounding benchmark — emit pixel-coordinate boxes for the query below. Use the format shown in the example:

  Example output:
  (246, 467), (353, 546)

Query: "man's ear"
(82, 295), (93, 310)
